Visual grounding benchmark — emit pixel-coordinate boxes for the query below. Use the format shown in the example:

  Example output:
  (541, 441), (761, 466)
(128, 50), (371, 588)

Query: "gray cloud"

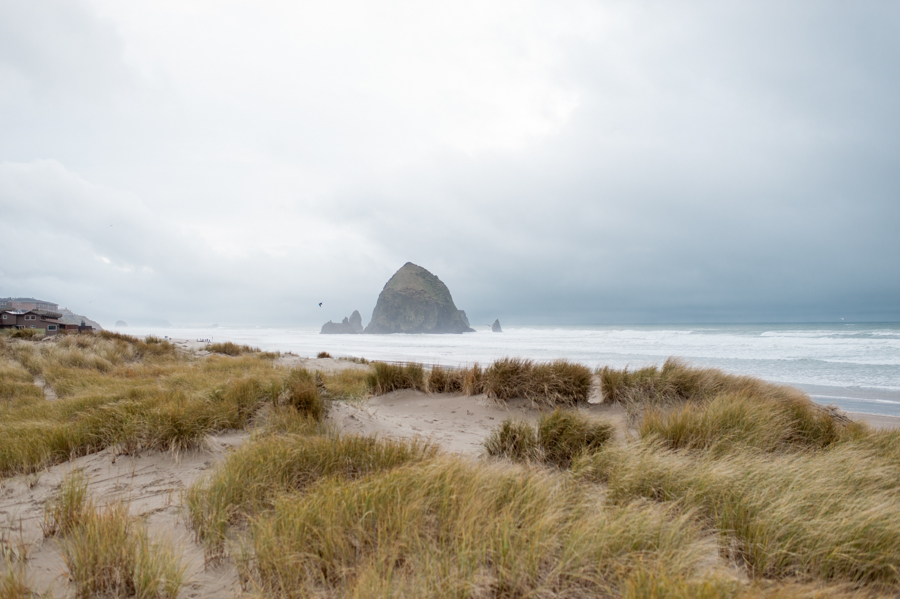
(1, 0), (898, 327)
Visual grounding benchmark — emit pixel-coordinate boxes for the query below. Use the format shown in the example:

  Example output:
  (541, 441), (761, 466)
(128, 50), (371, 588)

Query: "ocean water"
(125, 323), (900, 417)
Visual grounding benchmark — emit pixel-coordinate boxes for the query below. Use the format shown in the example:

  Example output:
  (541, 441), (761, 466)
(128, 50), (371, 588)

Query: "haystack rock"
(492, 319), (502, 332)
(115, 320), (128, 327)
(320, 310), (365, 334)
(364, 263), (475, 334)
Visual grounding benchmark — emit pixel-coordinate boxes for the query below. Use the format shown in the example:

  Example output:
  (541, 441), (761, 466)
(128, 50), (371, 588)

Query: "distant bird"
(318, 302), (323, 307)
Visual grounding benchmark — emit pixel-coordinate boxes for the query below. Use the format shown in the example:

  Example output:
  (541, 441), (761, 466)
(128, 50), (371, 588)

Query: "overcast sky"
(1, 0), (898, 327)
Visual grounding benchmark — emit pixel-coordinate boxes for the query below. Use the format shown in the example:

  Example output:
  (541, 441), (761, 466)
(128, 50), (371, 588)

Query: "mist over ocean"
(126, 323), (900, 417)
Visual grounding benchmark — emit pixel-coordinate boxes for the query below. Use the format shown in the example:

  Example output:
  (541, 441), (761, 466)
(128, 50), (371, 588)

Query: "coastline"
(847, 412), (900, 430)
(161, 336), (900, 430)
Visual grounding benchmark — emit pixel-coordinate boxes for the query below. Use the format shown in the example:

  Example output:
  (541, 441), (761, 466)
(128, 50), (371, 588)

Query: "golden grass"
(61, 501), (185, 599)
(0, 334), (309, 476)
(599, 358), (809, 415)
(0, 565), (30, 599)
(639, 391), (861, 453)
(484, 409), (615, 468)
(320, 368), (370, 401)
(241, 454), (716, 598)
(316, 351), (332, 358)
(185, 432), (437, 558)
(573, 429), (900, 590)
(42, 470), (90, 537)
(207, 341), (260, 356)
(483, 357), (593, 406)
(366, 362), (426, 394)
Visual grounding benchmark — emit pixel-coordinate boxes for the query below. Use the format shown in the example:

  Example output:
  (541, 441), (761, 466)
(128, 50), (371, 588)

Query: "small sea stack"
(492, 319), (502, 332)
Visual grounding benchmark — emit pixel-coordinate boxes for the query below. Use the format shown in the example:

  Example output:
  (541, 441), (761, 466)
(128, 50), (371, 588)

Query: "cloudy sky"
(1, 0), (898, 327)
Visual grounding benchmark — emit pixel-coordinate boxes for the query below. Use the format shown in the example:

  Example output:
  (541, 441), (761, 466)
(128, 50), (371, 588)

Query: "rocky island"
(320, 310), (364, 334)
(364, 262), (475, 334)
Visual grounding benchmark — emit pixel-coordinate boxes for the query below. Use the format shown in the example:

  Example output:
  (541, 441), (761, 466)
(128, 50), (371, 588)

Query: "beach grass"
(484, 408), (615, 467)
(207, 341), (260, 356)
(0, 333), (308, 476)
(239, 452), (715, 598)
(573, 428), (900, 590)
(185, 432), (437, 558)
(320, 368), (371, 401)
(60, 499), (185, 599)
(483, 357), (593, 406)
(366, 362), (426, 394)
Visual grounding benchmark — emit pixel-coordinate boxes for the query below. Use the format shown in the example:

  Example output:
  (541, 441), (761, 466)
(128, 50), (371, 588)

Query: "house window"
(48, 325), (57, 331)
(30, 325), (35, 328)
(1, 314), (6, 319)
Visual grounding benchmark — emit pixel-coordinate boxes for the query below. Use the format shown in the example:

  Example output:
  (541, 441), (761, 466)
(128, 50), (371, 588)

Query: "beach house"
(0, 309), (65, 333)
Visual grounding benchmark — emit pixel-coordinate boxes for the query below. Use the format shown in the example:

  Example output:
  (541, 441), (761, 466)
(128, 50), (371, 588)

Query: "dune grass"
(573, 427), (900, 591)
(484, 409), (615, 468)
(483, 357), (593, 406)
(639, 391), (862, 453)
(599, 358), (817, 415)
(426, 363), (485, 395)
(320, 368), (371, 401)
(61, 501), (185, 599)
(366, 362), (426, 394)
(0, 565), (30, 599)
(185, 432), (437, 558)
(42, 470), (90, 537)
(0, 334), (314, 476)
(316, 351), (332, 359)
(207, 341), (260, 356)
(240, 454), (717, 599)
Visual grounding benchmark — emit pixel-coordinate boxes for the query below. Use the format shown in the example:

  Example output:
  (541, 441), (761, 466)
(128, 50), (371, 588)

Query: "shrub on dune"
(366, 362), (425, 394)
(483, 358), (592, 407)
(484, 408), (615, 468)
(207, 341), (259, 356)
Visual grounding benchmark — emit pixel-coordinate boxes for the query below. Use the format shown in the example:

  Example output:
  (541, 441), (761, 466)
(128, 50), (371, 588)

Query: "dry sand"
(2, 346), (897, 597)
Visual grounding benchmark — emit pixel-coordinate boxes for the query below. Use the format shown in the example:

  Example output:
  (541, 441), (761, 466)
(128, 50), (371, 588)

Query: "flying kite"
(319, 302), (323, 307)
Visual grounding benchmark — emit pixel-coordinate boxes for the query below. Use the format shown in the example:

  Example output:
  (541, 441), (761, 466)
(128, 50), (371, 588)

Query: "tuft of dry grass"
(207, 341), (259, 356)
(426, 364), (465, 394)
(240, 454), (716, 598)
(483, 357), (593, 407)
(185, 433), (437, 558)
(278, 368), (326, 421)
(320, 368), (370, 401)
(61, 501), (185, 599)
(316, 351), (332, 359)
(599, 358), (813, 416)
(573, 428), (900, 590)
(639, 391), (861, 453)
(35, 470), (187, 599)
(338, 356), (369, 364)
(484, 409), (614, 468)
(42, 470), (90, 537)
(0, 565), (31, 599)
(366, 362), (426, 395)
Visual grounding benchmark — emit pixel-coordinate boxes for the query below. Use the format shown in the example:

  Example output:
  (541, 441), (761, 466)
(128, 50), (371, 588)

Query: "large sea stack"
(365, 263), (475, 334)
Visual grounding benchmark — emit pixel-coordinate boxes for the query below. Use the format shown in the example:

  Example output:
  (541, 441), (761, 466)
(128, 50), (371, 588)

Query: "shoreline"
(161, 336), (900, 430)
(846, 412), (900, 430)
